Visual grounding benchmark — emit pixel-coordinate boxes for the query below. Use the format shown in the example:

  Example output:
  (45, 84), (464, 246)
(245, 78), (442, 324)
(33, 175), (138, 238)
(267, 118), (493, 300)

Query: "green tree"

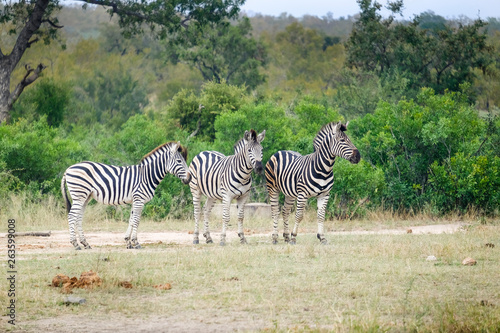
(0, 0), (244, 123)
(11, 78), (70, 126)
(352, 87), (487, 210)
(345, 0), (492, 99)
(165, 81), (250, 141)
(0, 117), (88, 193)
(167, 17), (267, 90)
(272, 22), (345, 92)
(73, 66), (149, 129)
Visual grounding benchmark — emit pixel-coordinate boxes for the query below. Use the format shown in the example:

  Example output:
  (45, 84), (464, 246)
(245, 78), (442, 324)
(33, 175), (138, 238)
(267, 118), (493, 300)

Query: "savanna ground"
(1, 195), (499, 332)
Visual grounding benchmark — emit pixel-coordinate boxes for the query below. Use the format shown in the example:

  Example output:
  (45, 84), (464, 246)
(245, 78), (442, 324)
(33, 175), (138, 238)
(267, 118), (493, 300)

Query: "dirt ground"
(1, 223), (466, 332)
(1, 223), (465, 255)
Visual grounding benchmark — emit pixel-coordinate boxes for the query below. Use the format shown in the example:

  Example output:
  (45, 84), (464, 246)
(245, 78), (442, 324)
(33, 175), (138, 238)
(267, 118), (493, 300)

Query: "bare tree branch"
(42, 18), (64, 29)
(8, 63), (46, 108)
(27, 37), (40, 48)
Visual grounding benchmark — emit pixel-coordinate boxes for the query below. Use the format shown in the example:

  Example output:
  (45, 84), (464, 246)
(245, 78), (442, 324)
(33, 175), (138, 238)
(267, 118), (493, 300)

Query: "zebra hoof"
(272, 239), (278, 245)
(320, 239), (328, 245)
(206, 239), (213, 244)
(219, 241), (226, 246)
(74, 246), (82, 251)
(134, 244), (142, 249)
(289, 239), (296, 245)
(84, 245), (92, 250)
(193, 239), (199, 245)
(240, 238), (247, 245)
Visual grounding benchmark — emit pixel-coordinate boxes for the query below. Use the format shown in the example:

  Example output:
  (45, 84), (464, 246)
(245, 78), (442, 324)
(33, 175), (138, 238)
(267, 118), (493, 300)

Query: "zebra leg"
(68, 199), (85, 250)
(220, 196), (232, 246)
(316, 195), (329, 244)
(282, 196), (295, 243)
(192, 188), (202, 244)
(290, 196), (307, 245)
(202, 197), (216, 244)
(126, 201), (144, 249)
(77, 198), (92, 249)
(268, 189), (281, 244)
(236, 192), (250, 244)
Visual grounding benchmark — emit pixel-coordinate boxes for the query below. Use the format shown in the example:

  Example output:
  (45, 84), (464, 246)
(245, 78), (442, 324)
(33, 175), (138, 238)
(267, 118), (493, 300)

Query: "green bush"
(11, 78), (71, 127)
(351, 87), (488, 211)
(428, 153), (500, 213)
(0, 118), (88, 195)
(327, 159), (385, 219)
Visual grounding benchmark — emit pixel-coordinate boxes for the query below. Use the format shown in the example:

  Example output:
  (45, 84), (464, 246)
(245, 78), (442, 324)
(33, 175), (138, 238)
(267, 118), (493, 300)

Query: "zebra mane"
(140, 141), (188, 164)
(313, 122), (346, 152)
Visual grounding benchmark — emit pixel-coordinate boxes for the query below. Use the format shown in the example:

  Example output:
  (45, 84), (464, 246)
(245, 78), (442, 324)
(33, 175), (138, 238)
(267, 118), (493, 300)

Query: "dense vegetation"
(1, 0), (499, 220)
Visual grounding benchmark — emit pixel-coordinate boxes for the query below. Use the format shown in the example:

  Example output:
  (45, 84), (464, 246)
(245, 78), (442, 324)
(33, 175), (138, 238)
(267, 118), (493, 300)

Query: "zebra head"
(166, 141), (192, 184)
(242, 129), (266, 174)
(328, 121), (360, 164)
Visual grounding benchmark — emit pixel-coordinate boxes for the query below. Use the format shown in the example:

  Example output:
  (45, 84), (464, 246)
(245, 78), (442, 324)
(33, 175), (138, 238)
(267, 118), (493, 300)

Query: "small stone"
(63, 296), (86, 305)
(462, 257), (477, 266)
(426, 255), (437, 261)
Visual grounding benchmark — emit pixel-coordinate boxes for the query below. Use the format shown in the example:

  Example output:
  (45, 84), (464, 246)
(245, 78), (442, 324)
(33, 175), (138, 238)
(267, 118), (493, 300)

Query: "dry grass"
(1, 193), (494, 235)
(1, 194), (499, 331)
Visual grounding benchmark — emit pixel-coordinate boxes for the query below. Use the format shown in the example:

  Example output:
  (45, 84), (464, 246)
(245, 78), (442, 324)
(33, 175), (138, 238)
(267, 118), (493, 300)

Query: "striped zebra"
(265, 121), (360, 245)
(61, 141), (191, 250)
(189, 129), (266, 246)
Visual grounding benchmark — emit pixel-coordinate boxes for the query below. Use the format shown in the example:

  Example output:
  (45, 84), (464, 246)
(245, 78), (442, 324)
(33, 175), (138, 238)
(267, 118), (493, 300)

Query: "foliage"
(0, 0), (245, 123)
(167, 17), (267, 90)
(72, 66), (149, 129)
(351, 87), (495, 212)
(165, 81), (250, 141)
(0, 117), (88, 195)
(345, 0), (493, 101)
(327, 158), (385, 219)
(2, 3), (500, 219)
(429, 153), (500, 213)
(11, 78), (70, 126)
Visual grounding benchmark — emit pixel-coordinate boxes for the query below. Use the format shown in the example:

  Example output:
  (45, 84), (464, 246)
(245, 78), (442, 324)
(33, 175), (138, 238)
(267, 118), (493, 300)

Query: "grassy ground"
(1, 194), (499, 332)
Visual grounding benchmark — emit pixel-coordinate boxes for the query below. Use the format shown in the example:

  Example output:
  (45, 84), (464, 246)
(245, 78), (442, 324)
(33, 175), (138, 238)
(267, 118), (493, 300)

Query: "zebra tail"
(61, 173), (72, 213)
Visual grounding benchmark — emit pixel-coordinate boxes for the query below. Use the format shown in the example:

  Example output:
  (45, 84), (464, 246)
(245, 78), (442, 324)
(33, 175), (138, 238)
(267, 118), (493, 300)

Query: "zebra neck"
(236, 149), (253, 174)
(140, 154), (168, 188)
(314, 141), (336, 172)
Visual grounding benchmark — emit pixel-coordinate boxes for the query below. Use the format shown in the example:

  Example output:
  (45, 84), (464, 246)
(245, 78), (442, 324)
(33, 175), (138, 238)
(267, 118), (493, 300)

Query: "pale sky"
(241, 0), (500, 19)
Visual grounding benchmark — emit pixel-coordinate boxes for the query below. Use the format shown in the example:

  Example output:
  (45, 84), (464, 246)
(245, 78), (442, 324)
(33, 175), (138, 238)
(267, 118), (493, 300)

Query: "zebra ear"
(257, 130), (266, 143)
(244, 130), (252, 142)
(170, 141), (180, 153)
(336, 121), (347, 132)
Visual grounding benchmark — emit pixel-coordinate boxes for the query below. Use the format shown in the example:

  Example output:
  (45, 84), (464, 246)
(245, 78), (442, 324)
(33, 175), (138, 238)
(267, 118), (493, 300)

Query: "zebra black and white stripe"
(265, 121), (360, 244)
(189, 129), (266, 245)
(61, 141), (191, 249)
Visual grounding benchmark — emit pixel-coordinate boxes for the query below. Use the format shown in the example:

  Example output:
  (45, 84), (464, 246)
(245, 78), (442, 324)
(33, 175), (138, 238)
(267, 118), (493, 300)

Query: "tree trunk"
(0, 0), (50, 124)
(0, 65), (11, 123)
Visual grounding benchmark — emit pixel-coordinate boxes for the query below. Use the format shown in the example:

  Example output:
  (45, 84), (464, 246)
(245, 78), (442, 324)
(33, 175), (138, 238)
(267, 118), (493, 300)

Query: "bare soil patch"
(0, 223), (466, 255)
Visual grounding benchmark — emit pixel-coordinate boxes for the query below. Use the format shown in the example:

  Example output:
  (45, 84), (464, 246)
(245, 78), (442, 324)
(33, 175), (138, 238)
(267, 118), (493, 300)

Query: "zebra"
(61, 141), (191, 250)
(189, 129), (266, 246)
(265, 121), (360, 245)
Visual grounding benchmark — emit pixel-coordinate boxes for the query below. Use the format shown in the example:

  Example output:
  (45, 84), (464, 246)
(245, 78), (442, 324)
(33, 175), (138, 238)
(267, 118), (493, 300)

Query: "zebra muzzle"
(349, 149), (361, 164)
(182, 172), (192, 184)
(254, 161), (263, 174)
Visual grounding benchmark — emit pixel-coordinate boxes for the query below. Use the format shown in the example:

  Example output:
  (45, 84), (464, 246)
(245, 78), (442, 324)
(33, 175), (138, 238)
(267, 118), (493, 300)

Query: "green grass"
(2, 224), (500, 332)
